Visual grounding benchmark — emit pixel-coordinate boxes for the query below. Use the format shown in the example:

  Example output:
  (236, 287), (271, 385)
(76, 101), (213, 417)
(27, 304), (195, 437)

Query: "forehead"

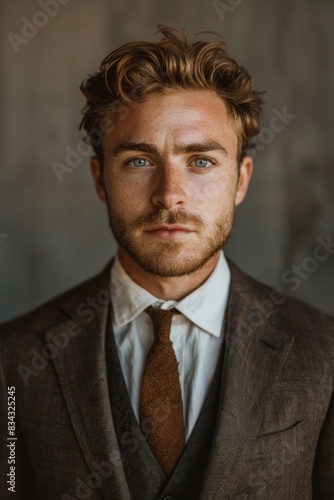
(104, 89), (238, 152)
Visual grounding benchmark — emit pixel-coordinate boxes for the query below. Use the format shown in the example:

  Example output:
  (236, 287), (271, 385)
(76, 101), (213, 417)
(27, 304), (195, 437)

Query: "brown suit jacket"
(0, 259), (333, 499)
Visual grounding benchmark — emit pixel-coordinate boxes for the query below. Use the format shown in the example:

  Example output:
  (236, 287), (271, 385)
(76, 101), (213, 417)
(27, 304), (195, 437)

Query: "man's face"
(91, 89), (252, 277)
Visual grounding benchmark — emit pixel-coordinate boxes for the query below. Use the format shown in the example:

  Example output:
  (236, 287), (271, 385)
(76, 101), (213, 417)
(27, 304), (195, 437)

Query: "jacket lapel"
(45, 263), (131, 500)
(200, 260), (295, 498)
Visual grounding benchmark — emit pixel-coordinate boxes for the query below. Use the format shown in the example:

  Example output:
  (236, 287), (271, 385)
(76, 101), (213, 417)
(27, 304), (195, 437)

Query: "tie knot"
(145, 305), (180, 339)
(145, 305), (179, 319)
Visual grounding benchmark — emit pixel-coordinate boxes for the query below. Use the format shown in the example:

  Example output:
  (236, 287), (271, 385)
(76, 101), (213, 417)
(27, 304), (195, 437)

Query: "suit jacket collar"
(45, 258), (294, 499)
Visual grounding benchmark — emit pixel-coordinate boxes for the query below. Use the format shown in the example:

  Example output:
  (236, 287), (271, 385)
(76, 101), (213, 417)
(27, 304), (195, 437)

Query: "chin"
(129, 246), (218, 278)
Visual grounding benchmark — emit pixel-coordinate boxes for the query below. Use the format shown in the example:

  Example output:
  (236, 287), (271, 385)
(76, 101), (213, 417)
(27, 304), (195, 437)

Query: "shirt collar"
(110, 250), (231, 338)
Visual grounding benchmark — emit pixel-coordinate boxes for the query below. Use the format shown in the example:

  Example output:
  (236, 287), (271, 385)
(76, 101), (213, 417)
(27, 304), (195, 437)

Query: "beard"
(106, 201), (235, 278)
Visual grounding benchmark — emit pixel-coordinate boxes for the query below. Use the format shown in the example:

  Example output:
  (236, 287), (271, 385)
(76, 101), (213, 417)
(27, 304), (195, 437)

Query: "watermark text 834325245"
(7, 386), (16, 493)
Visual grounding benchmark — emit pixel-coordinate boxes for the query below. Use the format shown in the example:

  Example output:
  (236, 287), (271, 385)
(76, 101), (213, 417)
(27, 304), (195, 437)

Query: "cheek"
(104, 173), (147, 214)
(191, 170), (237, 211)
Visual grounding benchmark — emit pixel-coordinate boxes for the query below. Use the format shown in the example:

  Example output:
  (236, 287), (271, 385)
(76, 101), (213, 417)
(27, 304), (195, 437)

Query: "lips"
(145, 224), (193, 232)
(144, 224), (195, 239)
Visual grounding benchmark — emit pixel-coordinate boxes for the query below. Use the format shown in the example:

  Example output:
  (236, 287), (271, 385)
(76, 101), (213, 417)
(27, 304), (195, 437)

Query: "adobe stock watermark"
(212, 0), (245, 22)
(52, 89), (144, 183)
(7, 0), (71, 54)
(61, 455), (122, 500)
(245, 439), (305, 497)
(17, 287), (111, 386)
(230, 233), (334, 350)
(52, 140), (92, 183)
(250, 106), (297, 159)
(282, 235), (334, 291)
(61, 397), (177, 499)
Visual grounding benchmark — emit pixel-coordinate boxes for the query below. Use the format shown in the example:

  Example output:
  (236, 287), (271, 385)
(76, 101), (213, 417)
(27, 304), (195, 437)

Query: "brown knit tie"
(140, 305), (185, 476)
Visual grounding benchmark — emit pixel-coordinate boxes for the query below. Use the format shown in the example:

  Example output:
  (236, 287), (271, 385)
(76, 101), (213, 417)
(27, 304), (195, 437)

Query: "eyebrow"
(112, 140), (228, 157)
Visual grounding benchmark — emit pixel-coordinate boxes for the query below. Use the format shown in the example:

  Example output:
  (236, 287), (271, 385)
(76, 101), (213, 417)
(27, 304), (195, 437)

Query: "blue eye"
(128, 157), (149, 167)
(192, 158), (213, 168)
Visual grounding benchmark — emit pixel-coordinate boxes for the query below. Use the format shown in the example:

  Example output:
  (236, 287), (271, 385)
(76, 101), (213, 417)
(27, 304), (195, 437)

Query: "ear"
(235, 155), (253, 206)
(90, 156), (107, 202)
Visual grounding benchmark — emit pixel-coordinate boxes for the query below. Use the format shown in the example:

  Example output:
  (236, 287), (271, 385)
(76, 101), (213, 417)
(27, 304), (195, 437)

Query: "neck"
(116, 249), (220, 301)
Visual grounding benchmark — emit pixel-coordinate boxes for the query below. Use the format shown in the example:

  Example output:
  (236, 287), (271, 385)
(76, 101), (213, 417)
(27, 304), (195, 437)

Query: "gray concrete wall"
(1, 0), (333, 321)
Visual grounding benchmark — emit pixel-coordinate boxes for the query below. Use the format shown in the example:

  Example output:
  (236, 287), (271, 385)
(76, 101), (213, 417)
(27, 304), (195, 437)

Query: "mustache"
(131, 209), (205, 230)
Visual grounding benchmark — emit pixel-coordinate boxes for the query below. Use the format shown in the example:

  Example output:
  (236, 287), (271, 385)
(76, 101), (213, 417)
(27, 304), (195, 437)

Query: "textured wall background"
(1, 0), (333, 321)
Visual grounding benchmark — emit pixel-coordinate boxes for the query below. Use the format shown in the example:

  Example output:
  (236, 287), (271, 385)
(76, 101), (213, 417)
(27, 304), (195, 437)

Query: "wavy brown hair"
(79, 25), (263, 166)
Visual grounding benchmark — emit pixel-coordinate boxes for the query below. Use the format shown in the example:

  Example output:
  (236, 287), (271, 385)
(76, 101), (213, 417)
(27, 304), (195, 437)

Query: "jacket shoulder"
(227, 257), (334, 332)
(0, 262), (111, 340)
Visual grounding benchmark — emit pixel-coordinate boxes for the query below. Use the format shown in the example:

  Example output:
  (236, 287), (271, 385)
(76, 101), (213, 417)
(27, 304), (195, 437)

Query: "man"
(0, 25), (333, 500)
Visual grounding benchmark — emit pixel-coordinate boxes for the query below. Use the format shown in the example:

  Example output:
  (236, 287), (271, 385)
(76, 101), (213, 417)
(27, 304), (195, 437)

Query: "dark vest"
(105, 308), (225, 500)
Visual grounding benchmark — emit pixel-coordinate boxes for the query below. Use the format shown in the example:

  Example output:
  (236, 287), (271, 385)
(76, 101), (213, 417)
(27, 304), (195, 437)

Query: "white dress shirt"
(110, 250), (231, 441)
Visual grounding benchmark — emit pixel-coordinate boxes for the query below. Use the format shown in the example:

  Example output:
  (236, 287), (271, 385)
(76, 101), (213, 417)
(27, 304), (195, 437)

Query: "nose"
(150, 164), (188, 210)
